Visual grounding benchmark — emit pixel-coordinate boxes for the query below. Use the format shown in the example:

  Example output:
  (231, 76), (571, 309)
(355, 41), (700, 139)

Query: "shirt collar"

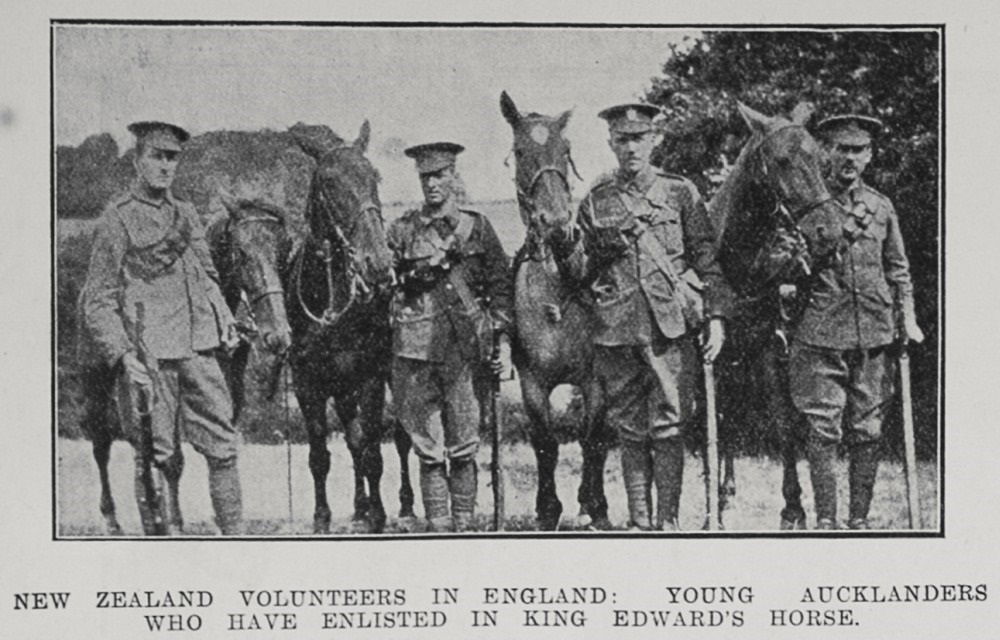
(419, 199), (460, 227)
(616, 166), (657, 194)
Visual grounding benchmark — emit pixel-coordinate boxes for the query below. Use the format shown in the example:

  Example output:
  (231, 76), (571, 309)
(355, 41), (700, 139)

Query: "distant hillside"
(55, 123), (350, 232)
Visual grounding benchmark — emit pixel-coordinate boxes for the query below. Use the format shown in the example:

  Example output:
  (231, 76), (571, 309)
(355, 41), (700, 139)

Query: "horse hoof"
(369, 509), (387, 534)
(780, 516), (807, 531)
(584, 515), (613, 531)
(396, 516), (418, 533)
(104, 518), (123, 536)
(313, 513), (331, 534)
(350, 518), (373, 534)
(702, 517), (725, 531)
(722, 480), (736, 497)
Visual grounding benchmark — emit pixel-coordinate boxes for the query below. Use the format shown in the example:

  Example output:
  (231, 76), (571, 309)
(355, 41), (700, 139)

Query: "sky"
(54, 25), (698, 202)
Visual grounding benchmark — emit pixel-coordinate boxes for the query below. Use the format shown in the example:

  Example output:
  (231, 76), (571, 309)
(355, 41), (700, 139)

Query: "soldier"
(790, 113), (924, 530)
(388, 142), (513, 532)
(549, 104), (731, 531)
(80, 121), (243, 535)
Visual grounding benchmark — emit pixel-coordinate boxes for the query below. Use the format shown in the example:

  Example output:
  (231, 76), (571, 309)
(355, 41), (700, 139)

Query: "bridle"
(505, 146), (583, 214)
(755, 123), (838, 226)
(223, 210), (288, 331)
(294, 161), (387, 328)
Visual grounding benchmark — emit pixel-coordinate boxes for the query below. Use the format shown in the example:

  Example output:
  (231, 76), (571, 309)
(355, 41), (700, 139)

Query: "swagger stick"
(899, 342), (921, 529)
(490, 337), (506, 532)
(703, 361), (721, 531)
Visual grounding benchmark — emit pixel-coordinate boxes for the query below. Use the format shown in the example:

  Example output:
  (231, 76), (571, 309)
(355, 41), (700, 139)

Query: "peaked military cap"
(598, 103), (662, 134)
(127, 120), (190, 151)
(404, 142), (465, 174)
(815, 114), (884, 144)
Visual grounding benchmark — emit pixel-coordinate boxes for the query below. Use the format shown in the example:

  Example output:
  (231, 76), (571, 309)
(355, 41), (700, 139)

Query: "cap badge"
(626, 108), (638, 121)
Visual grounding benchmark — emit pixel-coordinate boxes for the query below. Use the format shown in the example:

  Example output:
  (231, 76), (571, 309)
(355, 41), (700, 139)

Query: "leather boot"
(420, 462), (453, 532)
(208, 456), (243, 536)
(807, 440), (838, 529)
(848, 442), (879, 530)
(621, 441), (653, 530)
(449, 458), (478, 532)
(651, 438), (684, 531)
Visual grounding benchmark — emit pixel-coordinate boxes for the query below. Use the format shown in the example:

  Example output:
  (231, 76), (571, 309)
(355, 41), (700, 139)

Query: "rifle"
(130, 302), (167, 535)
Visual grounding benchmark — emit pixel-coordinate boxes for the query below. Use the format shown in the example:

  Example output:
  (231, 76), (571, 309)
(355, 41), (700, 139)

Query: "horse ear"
(555, 109), (573, 132)
(737, 101), (775, 135)
(354, 119), (371, 153)
(789, 101), (815, 126)
(500, 91), (521, 126)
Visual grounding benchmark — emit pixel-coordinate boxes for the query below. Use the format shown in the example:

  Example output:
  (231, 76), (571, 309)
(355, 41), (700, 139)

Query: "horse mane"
(707, 131), (761, 241)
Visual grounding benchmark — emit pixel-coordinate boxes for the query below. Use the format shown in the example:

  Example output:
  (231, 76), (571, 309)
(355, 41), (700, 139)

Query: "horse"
(708, 101), (844, 529)
(283, 122), (399, 534)
(500, 91), (613, 530)
(77, 193), (293, 535)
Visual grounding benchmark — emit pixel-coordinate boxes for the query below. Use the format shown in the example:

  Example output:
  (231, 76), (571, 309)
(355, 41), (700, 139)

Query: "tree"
(646, 30), (941, 455)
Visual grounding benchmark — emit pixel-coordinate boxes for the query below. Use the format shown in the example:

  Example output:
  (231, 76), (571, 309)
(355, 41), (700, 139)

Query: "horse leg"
(393, 420), (416, 521)
(299, 393), (332, 533)
(82, 364), (122, 535)
(353, 377), (388, 534)
(92, 430), (122, 535)
(521, 375), (562, 530)
(338, 391), (383, 534)
(227, 344), (250, 425)
(780, 435), (806, 529)
(577, 381), (611, 529)
(765, 343), (806, 529)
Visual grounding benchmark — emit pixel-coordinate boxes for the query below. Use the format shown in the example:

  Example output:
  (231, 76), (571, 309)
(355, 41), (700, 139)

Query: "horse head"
(500, 91), (577, 247)
(713, 102), (846, 295)
(293, 121), (395, 304)
(217, 190), (293, 354)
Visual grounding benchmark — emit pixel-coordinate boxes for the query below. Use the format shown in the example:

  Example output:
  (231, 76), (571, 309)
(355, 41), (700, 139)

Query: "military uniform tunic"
(387, 204), (512, 463)
(558, 169), (730, 441)
(80, 186), (238, 462)
(789, 180), (916, 443)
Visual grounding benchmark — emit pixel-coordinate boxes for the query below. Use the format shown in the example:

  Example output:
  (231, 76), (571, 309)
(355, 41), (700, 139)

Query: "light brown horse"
(500, 91), (613, 530)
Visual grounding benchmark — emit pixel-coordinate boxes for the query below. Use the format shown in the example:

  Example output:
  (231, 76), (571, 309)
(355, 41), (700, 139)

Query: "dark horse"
(709, 102), (844, 529)
(78, 193), (293, 534)
(500, 91), (613, 530)
(284, 122), (399, 534)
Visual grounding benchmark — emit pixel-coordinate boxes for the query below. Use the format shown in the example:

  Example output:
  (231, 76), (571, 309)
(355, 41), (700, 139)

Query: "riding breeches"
(391, 350), (480, 465)
(594, 334), (699, 442)
(115, 351), (238, 464)
(789, 341), (894, 445)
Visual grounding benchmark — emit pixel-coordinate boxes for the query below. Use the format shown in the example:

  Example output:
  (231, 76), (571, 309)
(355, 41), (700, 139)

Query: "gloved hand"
(121, 351), (152, 388)
(700, 317), (726, 363)
(491, 334), (514, 380)
(547, 224), (580, 257)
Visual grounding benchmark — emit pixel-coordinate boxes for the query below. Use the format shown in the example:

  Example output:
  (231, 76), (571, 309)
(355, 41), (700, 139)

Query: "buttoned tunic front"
(790, 180), (917, 444)
(557, 169), (731, 440)
(80, 185), (237, 462)
(387, 204), (512, 463)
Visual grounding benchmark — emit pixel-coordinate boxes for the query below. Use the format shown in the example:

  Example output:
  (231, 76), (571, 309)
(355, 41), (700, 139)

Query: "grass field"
(57, 436), (939, 537)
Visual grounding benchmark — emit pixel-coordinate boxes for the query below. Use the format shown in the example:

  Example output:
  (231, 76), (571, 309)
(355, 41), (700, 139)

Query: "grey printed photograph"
(53, 23), (942, 538)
